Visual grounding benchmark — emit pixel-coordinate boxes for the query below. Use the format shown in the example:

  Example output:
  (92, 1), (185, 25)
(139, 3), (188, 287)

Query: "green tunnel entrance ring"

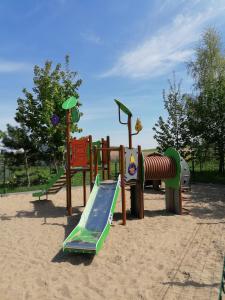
(164, 148), (181, 189)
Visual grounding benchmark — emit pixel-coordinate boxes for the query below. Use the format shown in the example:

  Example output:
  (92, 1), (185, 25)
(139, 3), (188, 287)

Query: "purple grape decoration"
(51, 114), (60, 126)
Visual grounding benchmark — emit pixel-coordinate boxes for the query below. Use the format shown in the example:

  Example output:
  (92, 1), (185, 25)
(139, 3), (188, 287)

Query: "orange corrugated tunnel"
(144, 155), (176, 180)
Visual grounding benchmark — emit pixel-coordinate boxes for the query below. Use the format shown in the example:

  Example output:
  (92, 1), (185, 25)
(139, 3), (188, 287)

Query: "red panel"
(70, 138), (89, 167)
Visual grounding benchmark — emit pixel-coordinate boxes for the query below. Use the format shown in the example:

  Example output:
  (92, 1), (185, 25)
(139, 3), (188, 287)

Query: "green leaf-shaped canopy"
(62, 96), (78, 110)
(114, 99), (132, 117)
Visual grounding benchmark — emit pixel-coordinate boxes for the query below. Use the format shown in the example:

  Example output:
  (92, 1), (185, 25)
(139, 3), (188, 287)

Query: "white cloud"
(0, 60), (31, 73)
(101, 1), (225, 79)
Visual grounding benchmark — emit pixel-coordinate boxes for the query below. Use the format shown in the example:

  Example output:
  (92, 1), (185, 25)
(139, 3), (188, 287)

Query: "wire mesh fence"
(0, 152), (120, 194)
(0, 146), (224, 195)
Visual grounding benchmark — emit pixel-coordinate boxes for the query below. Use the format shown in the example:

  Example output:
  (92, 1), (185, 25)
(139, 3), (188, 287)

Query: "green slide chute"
(63, 174), (121, 254)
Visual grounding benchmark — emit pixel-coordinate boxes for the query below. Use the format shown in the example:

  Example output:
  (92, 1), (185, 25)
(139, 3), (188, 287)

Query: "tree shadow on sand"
(0, 214), (12, 221)
(2, 197), (84, 220)
(0, 198), (83, 220)
(143, 183), (225, 221)
(0, 199), (64, 220)
(112, 209), (174, 223)
(0, 197), (94, 265)
(18, 199), (71, 218)
(187, 184), (225, 220)
(162, 279), (219, 288)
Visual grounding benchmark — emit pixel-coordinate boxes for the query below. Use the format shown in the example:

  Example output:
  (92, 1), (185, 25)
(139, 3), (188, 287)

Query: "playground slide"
(63, 174), (121, 254)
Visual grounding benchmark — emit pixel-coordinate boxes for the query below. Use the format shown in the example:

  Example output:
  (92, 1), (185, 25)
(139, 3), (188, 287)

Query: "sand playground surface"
(0, 183), (224, 300)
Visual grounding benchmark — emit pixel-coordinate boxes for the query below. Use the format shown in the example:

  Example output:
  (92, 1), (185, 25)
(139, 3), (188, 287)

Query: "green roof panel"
(114, 99), (132, 117)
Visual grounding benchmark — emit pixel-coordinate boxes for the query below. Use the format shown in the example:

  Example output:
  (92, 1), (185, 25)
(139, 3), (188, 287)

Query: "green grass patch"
(189, 159), (225, 184)
(191, 171), (225, 184)
(0, 184), (47, 194)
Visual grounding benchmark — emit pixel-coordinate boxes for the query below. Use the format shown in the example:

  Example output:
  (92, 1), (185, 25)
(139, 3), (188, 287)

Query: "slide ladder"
(32, 168), (76, 199)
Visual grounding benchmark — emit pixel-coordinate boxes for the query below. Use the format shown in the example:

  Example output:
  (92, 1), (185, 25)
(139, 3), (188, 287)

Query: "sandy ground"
(0, 183), (224, 300)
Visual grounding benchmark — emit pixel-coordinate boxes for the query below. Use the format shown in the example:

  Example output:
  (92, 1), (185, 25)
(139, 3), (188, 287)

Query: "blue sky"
(0, 0), (225, 149)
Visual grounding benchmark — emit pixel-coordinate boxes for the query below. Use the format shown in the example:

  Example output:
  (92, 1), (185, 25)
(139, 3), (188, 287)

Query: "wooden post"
(138, 145), (144, 219)
(89, 135), (93, 190)
(120, 145), (126, 225)
(94, 146), (98, 179)
(101, 138), (105, 180)
(128, 116), (132, 149)
(128, 115), (137, 217)
(66, 110), (72, 216)
(107, 136), (110, 179)
(83, 170), (86, 206)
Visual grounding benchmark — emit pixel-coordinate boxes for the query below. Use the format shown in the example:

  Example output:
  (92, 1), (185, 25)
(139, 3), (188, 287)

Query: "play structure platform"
(63, 175), (120, 254)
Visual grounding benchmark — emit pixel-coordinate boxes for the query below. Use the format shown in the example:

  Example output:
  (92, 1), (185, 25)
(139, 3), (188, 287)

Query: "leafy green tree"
(3, 55), (82, 171)
(1, 125), (36, 186)
(185, 102), (211, 174)
(153, 73), (188, 156)
(188, 28), (225, 173)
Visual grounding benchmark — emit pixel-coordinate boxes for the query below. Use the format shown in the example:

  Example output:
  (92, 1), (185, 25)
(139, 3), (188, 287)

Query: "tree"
(1, 125), (38, 186)
(3, 55), (82, 171)
(153, 73), (188, 157)
(182, 94), (212, 174)
(187, 28), (225, 173)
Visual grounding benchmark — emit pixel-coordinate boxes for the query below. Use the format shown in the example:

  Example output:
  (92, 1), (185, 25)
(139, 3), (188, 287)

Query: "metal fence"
(0, 152), (120, 194)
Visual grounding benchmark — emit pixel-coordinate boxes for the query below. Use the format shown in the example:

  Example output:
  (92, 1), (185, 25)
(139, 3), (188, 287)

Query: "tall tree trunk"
(24, 151), (30, 187)
(218, 139), (225, 174)
(192, 159), (195, 174)
(219, 151), (224, 174)
(191, 150), (195, 182)
(199, 159), (202, 172)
